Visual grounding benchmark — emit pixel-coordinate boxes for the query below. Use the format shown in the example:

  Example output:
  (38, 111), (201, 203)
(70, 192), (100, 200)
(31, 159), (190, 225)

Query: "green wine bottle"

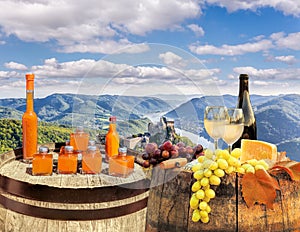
(232, 74), (257, 149)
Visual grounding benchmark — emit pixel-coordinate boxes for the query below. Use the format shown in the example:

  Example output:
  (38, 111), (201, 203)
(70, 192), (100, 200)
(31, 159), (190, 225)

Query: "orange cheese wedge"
(241, 139), (277, 162)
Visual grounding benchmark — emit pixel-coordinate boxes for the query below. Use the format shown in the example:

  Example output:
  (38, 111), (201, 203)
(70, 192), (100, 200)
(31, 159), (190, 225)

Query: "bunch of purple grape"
(141, 140), (204, 168)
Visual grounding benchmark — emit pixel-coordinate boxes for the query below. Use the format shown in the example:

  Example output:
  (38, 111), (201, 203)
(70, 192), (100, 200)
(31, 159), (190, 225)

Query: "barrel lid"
(75, 126), (84, 132)
(119, 147), (127, 154)
(88, 140), (96, 146)
(87, 145), (97, 151)
(39, 146), (49, 153)
(65, 145), (74, 152)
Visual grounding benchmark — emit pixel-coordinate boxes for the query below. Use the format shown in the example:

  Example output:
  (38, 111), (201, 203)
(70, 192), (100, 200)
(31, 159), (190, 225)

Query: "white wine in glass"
(222, 108), (244, 153)
(204, 106), (228, 150)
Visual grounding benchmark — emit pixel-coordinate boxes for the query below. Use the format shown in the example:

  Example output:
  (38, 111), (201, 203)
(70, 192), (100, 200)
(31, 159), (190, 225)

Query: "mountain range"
(0, 93), (299, 161)
(165, 94), (300, 161)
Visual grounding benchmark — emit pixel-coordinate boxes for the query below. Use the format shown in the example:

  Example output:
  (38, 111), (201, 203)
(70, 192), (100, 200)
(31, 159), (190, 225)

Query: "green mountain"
(165, 94), (300, 161)
(0, 93), (171, 126)
(0, 106), (23, 119)
(2, 93), (299, 161)
(0, 119), (73, 153)
(0, 93), (167, 153)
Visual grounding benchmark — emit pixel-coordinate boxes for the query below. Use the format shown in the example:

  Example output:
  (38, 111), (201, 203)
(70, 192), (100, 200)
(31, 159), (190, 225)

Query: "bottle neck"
(237, 78), (249, 108)
(242, 90), (256, 126)
(109, 122), (116, 131)
(26, 90), (34, 112)
(239, 79), (249, 96)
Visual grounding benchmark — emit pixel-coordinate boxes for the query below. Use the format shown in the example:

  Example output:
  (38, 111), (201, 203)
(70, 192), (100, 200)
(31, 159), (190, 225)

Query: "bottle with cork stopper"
(232, 74), (257, 149)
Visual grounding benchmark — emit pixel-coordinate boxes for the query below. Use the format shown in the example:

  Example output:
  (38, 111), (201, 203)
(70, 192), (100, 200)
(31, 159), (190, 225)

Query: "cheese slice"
(241, 139), (277, 162)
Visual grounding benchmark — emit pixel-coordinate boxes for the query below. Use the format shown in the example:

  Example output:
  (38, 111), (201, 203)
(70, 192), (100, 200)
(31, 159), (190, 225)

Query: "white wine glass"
(204, 106), (228, 150)
(222, 108), (244, 153)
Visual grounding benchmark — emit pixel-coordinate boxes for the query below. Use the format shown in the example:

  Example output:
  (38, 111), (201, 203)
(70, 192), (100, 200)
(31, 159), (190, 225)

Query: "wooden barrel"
(0, 144), (150, 232)
(146, 167), (300, 232)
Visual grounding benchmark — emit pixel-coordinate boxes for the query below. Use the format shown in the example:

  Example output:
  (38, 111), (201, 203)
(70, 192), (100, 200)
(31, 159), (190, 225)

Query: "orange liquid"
(105, 124), (119, 161)
(22, 92), (38, 161)
(32, 153), (53, 176)
(70, 132), (89, 151)
(82, 152), (102, 174)
(127, 155), (135, 169)
(109, 155), (134, 178)
(57, 153), (78, 174)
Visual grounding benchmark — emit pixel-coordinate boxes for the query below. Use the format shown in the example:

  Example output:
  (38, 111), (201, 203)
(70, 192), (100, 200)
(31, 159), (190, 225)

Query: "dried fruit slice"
(241, 139), (277, 163)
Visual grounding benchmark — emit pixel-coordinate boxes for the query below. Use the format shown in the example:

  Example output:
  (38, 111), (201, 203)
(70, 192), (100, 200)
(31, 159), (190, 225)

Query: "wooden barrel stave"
(146, 168), (300, 232)
(237, 172), (300, 232)
(157, 168), (191, 232)
(276, 173), (300, 231)
(0, 144), (150, 232)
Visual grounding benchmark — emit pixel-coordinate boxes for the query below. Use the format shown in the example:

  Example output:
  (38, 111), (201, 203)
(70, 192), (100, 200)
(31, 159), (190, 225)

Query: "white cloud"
(190, 30), (300, 56)
(31, 58), (113, 78)
(275, 32), (300, 50)
(0, 0), (201, 53)
(0, 56), (222, 97)
(205, 0), (300, 17)
(59, 39), (150, 54)
(233, 66), (300, 81)
(187, 24), (205, 37)
(218, 66), (300, 96)
(189, 39), (273, 56)
(274, 55), (297, 65)
(4, 61), (28, 70)
(270, 32), (285, 41)
(265, 54), (298, 65)
(0, 0), (298, 56)
(0, 70), (23, 78)
(159, 52), (187, 68)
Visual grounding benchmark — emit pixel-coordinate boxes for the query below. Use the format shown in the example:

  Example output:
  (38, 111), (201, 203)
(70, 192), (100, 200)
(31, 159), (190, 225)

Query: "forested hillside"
(0, 118), (149, 154)
(0, 119), (74, 153)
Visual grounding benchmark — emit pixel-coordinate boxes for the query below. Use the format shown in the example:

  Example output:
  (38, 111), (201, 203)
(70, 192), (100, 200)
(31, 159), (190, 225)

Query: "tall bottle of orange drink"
(105, 116), (119, 162)
(22, 73), (38, 162)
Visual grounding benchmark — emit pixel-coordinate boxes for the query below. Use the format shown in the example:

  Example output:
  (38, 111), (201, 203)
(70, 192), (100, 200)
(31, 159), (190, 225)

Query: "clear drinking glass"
(204, 106), (228, 150)
(222, 108), (244, 153)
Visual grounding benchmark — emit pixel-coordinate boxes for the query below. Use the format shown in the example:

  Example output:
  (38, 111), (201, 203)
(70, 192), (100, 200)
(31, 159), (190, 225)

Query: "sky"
(0, 0), (299, 99)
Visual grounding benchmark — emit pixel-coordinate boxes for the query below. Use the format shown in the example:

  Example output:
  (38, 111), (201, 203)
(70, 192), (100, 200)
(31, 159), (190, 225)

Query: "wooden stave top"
(0, 143), (150, 204)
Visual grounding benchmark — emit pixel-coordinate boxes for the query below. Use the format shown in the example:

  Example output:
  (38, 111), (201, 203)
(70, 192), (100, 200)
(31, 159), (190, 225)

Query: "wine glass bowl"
(204, 106), (228, 150)
(222, 108), (244, 153)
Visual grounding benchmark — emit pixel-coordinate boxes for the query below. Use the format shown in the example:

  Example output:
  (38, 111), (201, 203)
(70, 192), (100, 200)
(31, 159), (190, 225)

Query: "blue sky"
(0, 0), (299, 99)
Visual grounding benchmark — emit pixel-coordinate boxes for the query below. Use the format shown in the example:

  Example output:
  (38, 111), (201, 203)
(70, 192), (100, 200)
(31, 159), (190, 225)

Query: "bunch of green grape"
(189, 148), (269, 223)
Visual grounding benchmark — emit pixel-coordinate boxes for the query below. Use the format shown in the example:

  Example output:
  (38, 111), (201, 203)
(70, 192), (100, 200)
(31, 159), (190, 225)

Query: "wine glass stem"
(228, 145), (232, 154)
(214, 139), (218, 150)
